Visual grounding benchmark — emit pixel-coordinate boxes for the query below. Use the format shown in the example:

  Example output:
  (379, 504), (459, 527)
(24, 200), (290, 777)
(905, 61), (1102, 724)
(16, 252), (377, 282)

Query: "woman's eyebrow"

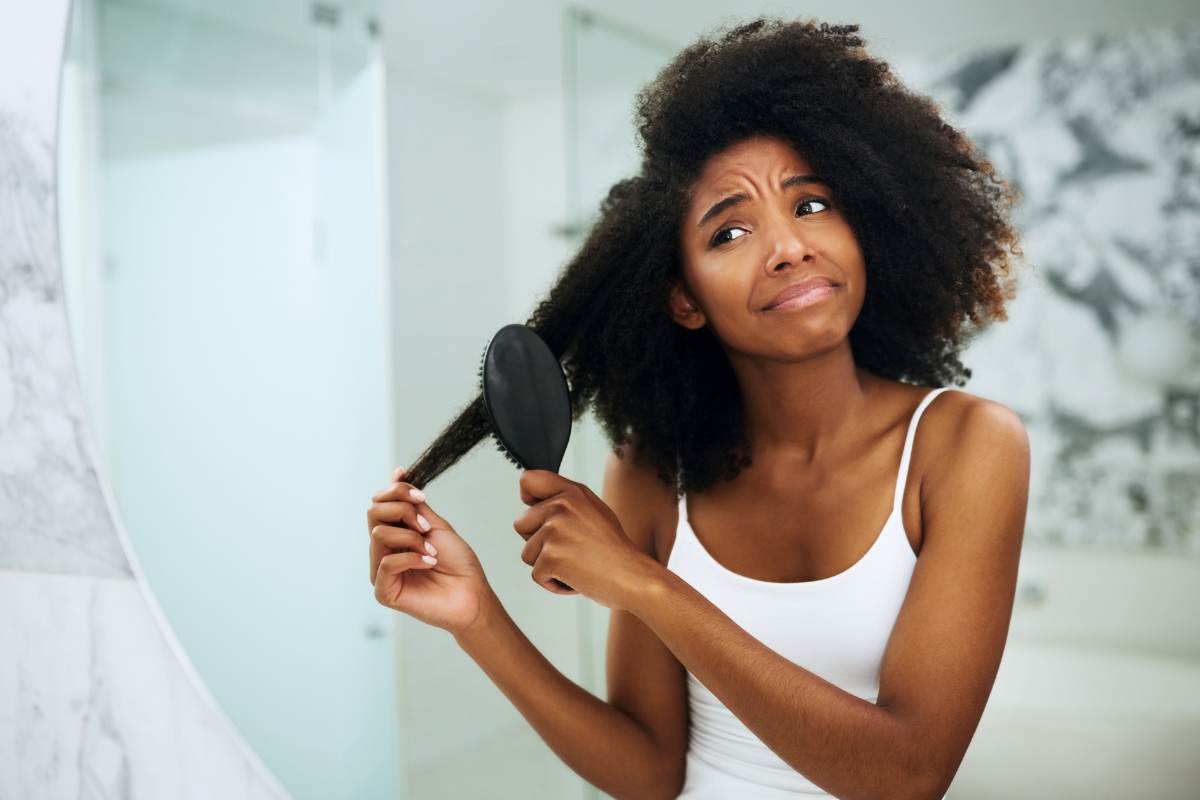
(782, 174), (823, 190)
(697, 193), (748, 228)
(696, 174), (825, 228)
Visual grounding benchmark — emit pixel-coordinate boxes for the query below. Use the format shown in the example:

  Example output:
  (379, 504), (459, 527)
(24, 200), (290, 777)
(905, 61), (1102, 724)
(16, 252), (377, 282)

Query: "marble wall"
(903, 24), (1200, 554)
(0, 2), (290, 797)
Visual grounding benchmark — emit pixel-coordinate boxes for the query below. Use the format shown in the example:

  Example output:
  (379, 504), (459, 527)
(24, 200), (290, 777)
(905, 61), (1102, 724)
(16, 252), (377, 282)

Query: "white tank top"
(667, 388), (947, 799)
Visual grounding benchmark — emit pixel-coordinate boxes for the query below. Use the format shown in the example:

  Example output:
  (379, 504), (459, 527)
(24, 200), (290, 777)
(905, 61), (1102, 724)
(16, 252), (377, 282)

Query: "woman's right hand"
(368, 468), (490, 636)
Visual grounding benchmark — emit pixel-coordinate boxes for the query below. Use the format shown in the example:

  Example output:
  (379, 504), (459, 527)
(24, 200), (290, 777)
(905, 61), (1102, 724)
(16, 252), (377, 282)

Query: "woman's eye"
(712, 227), (749, 247)
(797, 199), (830, 216)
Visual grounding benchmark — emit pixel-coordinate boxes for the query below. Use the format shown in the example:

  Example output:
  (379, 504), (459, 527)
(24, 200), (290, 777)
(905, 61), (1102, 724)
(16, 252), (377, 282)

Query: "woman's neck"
(727, 340), (871, 463)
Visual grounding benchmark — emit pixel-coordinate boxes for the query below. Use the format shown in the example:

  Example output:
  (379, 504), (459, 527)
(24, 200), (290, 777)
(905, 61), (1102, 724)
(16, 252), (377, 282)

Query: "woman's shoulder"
(603, 444), (680, 563)
(860, 372), (1021, 445)
(909, 388), (1030, 523)
(883, 384), (1030, 553)
(918, 387), (1028, 455)
(866, 375), (1026, 449)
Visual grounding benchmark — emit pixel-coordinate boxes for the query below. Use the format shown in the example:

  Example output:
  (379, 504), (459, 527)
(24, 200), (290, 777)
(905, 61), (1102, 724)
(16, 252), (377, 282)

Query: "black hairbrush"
(481, 324), (572, 472)
(481, 324), (574, 590)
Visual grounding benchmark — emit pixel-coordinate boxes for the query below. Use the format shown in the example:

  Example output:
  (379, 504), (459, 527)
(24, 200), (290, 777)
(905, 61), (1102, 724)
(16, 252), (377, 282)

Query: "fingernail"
(417, 514), (431, 532)
(425, 542), (438, 557)
(410, 488), (426, 503)
(422, 555), (437, 565)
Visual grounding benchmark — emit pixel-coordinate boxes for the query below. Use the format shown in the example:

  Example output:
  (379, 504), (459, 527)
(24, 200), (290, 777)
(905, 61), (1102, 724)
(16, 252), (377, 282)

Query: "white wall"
(383, 30), (620, 795)
(502, 93), (572, 323)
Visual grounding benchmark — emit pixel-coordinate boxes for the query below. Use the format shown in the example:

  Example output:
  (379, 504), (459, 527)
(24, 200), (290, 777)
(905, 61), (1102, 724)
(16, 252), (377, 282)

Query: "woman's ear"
(668, 280), (707, 330)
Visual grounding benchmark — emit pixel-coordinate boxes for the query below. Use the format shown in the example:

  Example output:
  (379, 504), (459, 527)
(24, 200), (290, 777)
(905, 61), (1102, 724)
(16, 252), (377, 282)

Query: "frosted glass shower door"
(59, 1), (399, 796)
(101, 64), (397, 800)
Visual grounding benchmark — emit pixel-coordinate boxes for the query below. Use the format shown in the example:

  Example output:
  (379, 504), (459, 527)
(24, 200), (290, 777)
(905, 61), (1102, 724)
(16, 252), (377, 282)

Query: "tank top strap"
(892, 388), (949, 516)
(670, 495), (706, 573)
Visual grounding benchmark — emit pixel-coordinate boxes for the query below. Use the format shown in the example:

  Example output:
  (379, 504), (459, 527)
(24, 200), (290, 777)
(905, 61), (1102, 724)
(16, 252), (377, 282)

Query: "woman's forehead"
(688, 137), (819, 208)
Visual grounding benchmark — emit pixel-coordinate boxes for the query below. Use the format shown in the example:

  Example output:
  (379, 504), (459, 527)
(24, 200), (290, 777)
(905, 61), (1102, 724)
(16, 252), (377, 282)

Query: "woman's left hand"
(514, 470), (663, 608)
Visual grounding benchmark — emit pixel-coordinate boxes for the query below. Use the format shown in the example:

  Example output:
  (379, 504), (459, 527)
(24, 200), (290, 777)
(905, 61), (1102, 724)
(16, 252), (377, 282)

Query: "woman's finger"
(391, 465), (406, 483)
(529, 549), (577, 595)
(519, 527), (548, 568)
(378, 550), (436, 577)
(411, 495), (451, 530)
(372, 481), (427, 505)
(369, 500), (432, 534)
(369, 525), (433, 582)
(512, 499), (556, 541)
(371, 525), (430, 552)
(370, 483), (453, 533)
(518, 470), (575, 506)
(373, 551), (437, 598)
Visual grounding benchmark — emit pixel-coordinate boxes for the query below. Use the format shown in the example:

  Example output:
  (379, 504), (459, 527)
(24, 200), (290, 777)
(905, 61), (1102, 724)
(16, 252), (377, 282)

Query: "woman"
(368, 19), (1029, 800)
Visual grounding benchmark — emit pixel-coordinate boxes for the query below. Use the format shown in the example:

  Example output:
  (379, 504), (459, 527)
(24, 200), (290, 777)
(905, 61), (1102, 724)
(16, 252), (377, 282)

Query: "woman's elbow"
(603, 755), (684, 800)
(645, 766), (686, 800)
(629, 762), (685, 800)
(894, 758), (957, 800)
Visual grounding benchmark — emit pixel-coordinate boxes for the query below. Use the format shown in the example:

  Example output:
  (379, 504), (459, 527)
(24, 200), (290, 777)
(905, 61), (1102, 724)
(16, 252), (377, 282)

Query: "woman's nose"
(765, 215), (816, 274)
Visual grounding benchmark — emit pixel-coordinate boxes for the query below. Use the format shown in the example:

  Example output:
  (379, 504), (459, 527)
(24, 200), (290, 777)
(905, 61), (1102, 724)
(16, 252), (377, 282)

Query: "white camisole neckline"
(668, 388), (948, 799)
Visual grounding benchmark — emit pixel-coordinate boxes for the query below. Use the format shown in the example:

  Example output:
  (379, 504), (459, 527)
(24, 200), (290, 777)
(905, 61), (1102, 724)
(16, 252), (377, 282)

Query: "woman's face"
(673, 136), (866, 364)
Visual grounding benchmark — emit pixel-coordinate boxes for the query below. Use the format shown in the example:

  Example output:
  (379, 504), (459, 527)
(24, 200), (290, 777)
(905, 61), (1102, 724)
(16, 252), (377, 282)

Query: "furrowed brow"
(696, 175), (826, 228)
(697, 193), (748, 228)
(782, 174), (824, 189)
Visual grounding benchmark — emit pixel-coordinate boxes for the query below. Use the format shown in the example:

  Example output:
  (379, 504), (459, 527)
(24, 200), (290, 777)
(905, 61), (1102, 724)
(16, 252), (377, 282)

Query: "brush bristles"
(494, 438), (523, 467)
(478, 339), (527, 469)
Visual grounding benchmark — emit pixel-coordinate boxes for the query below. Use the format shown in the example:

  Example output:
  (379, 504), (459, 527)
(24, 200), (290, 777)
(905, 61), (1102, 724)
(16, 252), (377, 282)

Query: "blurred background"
(54, 0), (1200, 799)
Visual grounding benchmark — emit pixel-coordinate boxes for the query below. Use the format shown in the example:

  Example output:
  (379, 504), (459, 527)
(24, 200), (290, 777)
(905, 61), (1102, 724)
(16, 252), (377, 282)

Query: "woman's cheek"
(703, 273), (753, 337)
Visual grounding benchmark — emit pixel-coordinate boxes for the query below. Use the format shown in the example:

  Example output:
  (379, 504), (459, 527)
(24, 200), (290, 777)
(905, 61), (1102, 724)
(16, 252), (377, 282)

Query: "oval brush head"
(481, 324), (572, 473)
(482, 324), (574, 592)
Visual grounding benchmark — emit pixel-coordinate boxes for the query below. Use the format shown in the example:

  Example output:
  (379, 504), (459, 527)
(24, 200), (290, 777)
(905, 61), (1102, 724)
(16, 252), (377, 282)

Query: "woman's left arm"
(515, 396), (1029, 800)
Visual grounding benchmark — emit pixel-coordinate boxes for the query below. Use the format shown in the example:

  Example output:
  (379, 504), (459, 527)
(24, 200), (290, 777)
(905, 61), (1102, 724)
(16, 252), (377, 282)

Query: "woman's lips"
(764, 276), (838, 311)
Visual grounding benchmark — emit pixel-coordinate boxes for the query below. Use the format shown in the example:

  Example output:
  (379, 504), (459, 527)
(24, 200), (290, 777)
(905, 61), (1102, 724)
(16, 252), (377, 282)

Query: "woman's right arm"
(368, 461), (688, 800)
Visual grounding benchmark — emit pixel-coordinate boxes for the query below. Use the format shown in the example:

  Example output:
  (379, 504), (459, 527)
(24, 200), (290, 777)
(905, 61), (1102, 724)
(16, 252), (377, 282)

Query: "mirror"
(53, 1), (1200, 798)
(58, 0), (398, 796)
